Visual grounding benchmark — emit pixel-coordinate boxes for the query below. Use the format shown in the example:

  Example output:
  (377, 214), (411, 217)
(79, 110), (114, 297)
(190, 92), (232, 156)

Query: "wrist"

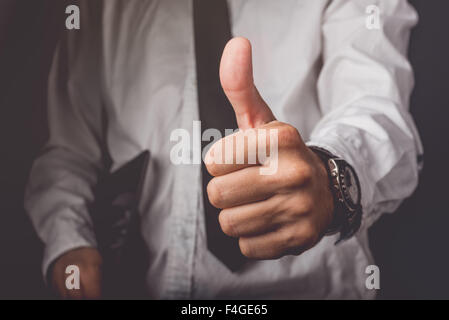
(312, 150), (336, 233)
(309, 146), (363, 242)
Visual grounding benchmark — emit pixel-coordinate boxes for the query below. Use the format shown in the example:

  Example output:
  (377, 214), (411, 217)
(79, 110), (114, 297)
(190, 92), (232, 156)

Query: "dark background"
(0, 0), (448, 299)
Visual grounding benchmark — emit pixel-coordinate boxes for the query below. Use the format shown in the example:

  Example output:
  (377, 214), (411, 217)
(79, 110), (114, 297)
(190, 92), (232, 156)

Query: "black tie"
(193, 0), (247, 271)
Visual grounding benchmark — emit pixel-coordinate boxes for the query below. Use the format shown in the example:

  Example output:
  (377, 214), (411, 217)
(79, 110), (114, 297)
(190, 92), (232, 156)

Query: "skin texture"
(51, 37), (335, 299)
(51, 247), (102, 299)
(206, 37), (335, 260)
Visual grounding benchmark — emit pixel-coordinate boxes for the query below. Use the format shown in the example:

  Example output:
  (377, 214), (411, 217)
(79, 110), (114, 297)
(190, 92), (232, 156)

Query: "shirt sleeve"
(24, 5), (104, 280)
(307, 0), (423, 231)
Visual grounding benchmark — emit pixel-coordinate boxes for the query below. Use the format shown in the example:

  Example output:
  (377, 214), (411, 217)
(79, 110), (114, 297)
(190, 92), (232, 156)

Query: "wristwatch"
(309, 146), (363, 243)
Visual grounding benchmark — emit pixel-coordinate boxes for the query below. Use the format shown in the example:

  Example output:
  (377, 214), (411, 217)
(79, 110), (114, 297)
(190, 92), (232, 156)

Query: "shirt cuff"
(306, 133), (378, 232)
(42, 210), (97, 284)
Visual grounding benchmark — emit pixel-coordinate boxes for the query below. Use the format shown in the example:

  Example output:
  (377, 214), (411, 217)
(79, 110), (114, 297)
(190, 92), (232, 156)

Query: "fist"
(51, 247), (102, 299)
(205, 38), (335, 260)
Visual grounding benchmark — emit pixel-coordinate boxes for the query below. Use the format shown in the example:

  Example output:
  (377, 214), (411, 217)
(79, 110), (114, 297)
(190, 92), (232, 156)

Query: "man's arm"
(309, 0), (423, 230)
(24, 6), (104, 298)
(204, 0), (422, 260)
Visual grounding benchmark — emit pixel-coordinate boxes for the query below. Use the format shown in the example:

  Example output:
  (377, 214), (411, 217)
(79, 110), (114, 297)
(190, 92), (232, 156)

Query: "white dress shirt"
(25, 0), (423, 299)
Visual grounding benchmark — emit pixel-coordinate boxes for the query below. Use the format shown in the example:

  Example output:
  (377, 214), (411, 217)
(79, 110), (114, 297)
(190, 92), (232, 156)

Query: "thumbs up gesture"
(205, 38), (335, 259)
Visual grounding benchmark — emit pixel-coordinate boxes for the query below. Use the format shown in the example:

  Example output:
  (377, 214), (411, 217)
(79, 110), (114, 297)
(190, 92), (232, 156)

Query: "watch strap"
(309, 147), (344, 235)
(309, 146), (363, 243)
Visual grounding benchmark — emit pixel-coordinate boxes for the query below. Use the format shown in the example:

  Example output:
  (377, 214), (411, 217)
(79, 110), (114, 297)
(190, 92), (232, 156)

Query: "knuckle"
(205, 161), (220, 177)
(296, 163), (313, 184)
(207, 179), (223, 208)
(219, 210), (237, 237)
(280, 225), (316, 257)
(80, 265), (98, 281)
(300, 221), (320, 246)
(281, 228), (300, 252)
(278, 124), (301, 147)
(239, 239), (254, 259)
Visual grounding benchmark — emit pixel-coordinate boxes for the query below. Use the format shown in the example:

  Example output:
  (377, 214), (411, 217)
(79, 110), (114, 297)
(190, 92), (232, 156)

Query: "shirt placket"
(163, 30), (201, 299)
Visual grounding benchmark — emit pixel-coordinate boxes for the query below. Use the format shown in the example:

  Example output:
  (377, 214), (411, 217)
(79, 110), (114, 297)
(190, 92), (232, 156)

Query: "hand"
(51, 247), (102, 299)
(205, 37), (335, 260)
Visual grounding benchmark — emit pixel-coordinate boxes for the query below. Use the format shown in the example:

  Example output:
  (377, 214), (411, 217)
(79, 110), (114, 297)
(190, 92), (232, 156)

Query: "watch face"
(343, 166), (360, 207)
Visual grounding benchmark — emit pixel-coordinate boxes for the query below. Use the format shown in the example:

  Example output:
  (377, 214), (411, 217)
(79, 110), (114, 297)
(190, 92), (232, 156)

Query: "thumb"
(220, 37), (276, 129)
